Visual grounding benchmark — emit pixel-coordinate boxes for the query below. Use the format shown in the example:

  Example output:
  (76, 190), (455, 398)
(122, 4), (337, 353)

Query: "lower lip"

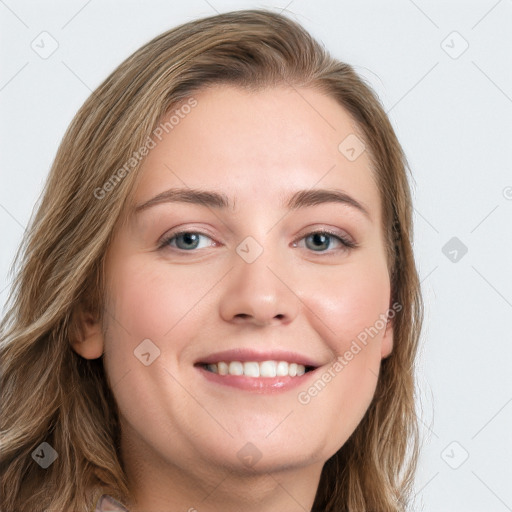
(196, 365), (317, 393)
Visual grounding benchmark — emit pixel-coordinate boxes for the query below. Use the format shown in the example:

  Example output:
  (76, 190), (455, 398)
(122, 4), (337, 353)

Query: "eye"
(159, 231), (215, 251)
(158, 229), (357, 254)
(294, 230), (357, 253)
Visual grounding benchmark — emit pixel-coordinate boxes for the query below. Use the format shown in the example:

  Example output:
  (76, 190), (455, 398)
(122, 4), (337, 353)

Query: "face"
(76, 85), (393, 480)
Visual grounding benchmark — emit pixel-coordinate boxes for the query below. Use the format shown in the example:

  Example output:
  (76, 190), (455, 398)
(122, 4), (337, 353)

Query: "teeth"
(218, 361), (229, 375)
(203, 360), (308, 378)
(228, 361), (243, 376)
(276, 361), (288, 376)
(243, 362), (260, 377)
(260, 361), (277, 377)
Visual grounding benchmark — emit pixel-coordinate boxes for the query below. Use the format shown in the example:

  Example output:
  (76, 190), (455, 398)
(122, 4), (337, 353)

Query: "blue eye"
(301, 231), (354, 252)
(159, 230), (356, 253)
(161, 232), (214, 250)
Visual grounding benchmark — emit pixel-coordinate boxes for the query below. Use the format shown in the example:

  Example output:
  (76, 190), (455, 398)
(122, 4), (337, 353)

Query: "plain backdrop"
(1, 1), (511, 511)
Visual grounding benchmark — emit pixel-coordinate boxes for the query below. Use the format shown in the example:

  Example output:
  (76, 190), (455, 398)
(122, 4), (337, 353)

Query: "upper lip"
(195, 349), (322, 368)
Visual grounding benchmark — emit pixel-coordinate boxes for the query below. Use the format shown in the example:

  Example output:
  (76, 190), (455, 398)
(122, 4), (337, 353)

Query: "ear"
(380, 315), (394, 359)
(69, 309), (104, 360)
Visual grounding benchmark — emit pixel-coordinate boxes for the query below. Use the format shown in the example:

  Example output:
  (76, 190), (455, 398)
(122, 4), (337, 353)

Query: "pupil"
(308, 233), (329, 251)
(179, 233), (199, 249)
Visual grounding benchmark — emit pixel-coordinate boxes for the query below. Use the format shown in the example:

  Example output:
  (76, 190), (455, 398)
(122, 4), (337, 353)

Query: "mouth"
(194, 349), (321, 392)
(197, 360), (316, 377)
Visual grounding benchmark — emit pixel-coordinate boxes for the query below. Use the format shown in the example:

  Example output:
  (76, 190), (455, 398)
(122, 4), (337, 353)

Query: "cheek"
(104, 255), (212, 340)
(294, 261), (390, 449)
(302, 258), (391, 356)
(101, 256), (218, 384)
(101, 257), (207, 435)
(100, 257), (173, 387)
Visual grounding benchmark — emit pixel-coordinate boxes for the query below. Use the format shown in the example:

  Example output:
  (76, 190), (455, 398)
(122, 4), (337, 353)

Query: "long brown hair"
(0, 9), (423, 512)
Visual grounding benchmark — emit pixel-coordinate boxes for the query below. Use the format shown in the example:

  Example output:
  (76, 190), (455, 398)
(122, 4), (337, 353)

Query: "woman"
(0, 9), (423, 512)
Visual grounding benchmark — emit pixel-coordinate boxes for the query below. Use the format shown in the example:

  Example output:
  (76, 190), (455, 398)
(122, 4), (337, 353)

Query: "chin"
(199, 431), (330, 474)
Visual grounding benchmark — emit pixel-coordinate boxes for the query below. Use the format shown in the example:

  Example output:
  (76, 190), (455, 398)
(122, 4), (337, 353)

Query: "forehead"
(131, 85), (381, 220)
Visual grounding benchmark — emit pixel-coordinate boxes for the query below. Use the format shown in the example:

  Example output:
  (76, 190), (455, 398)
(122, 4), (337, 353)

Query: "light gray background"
(1, 1), (511, 510)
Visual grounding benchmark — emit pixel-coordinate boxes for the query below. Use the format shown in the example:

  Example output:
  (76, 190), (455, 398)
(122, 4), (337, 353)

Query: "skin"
(73, 85), (394, 512)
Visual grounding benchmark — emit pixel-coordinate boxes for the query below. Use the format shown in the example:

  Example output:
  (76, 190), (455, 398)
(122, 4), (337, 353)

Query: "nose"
(218, 245), (300, 327)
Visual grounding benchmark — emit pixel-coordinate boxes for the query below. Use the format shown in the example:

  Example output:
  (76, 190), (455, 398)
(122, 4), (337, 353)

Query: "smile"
(195, 349), (321, 392)
(201, 360), (315, 377)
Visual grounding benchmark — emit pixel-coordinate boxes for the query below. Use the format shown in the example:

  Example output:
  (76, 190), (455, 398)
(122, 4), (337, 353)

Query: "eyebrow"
(133, 187), (371, 219)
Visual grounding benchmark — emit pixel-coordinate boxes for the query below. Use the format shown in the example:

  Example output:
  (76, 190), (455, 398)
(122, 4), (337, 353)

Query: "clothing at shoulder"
(94, 494), (129, 512)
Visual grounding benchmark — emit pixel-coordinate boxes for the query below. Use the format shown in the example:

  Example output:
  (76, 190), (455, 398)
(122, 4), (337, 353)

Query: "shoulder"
(93, 494), (129, 512)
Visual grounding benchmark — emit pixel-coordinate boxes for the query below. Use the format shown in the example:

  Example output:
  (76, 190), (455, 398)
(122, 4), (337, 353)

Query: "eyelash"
(158, 228), (358, 254)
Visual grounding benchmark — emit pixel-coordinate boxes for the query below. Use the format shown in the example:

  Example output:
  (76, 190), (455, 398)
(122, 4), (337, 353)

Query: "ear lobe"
(69, 309), (104, 360)
(381, 316), (393, 359)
